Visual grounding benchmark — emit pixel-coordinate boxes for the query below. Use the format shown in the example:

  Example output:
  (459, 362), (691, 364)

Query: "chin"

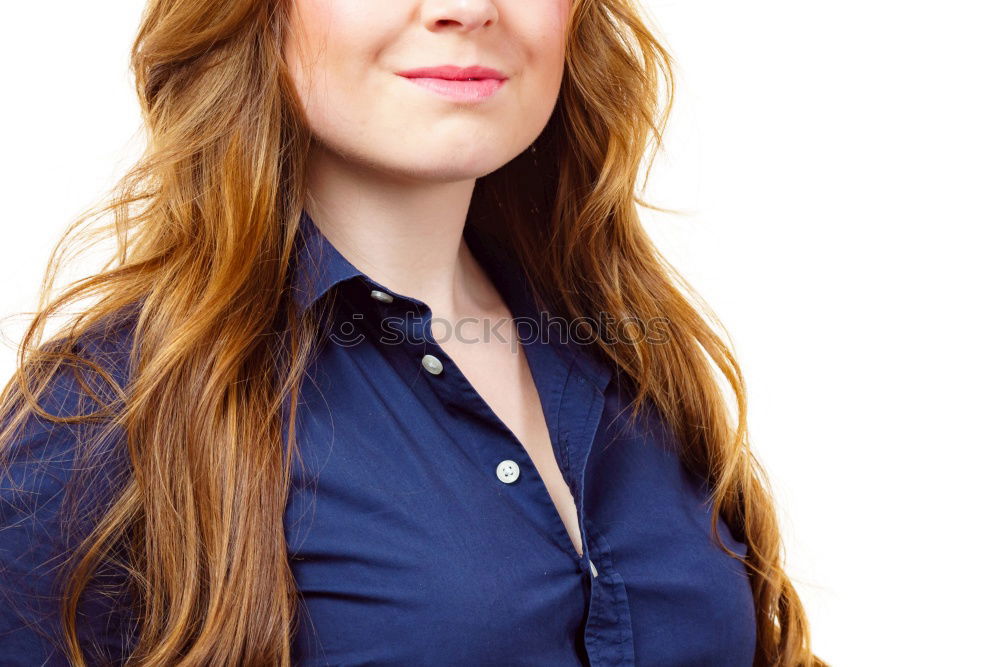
(396, 153), (509, 182)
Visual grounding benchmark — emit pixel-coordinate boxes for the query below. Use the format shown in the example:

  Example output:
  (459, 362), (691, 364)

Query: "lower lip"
(401, 76), (506, 102)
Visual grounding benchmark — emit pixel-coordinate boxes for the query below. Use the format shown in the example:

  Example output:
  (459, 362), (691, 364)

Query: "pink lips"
(395, 65), (508, 103)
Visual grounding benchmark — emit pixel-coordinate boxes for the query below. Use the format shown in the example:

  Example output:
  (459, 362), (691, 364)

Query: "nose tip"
(423, 2), (499, 33)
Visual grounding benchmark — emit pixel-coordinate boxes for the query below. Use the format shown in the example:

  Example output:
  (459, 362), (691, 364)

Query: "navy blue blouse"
(0, 209), (756, 665)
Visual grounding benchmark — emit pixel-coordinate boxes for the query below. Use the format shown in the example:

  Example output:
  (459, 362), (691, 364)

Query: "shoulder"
(0, 304), (139, 663)
(2, 300), (139, 500)
(2, 301), (139, 467)
(1, 299), (140, 503)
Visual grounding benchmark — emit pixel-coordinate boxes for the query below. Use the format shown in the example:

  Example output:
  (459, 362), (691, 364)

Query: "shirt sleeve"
(0, 349), (136, 665)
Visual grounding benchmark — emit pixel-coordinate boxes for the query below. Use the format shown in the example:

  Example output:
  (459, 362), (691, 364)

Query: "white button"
(589, 559), (599, 578)
(496, 459), (520, 483)
(421, 354), (443, 375)
(370, 289), (394, 303)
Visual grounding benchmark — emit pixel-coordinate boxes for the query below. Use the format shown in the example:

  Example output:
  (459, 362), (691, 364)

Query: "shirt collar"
(289, 207), (611, 388)
(290, 208), (366, 312)
(290, 207), (536, 323)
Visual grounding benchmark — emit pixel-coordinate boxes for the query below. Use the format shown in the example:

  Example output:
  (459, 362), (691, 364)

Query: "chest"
(285, 335), (757, 665)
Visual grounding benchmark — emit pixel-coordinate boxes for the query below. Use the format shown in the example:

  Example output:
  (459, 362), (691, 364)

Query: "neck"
(303, 145), (505, 322)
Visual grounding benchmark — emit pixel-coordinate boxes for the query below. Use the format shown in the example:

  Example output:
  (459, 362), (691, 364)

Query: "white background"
(2, 2), (997, 664)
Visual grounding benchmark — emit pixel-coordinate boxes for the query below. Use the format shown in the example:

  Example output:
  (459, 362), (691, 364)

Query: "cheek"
(285, 0), (385, 120)
(517, 0), (570, 97)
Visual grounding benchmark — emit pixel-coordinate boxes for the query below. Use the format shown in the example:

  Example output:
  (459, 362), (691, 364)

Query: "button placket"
(540, 347), (611, 575)
(383, 252), (600, 570)
(581, 522), (636, 666)
(415, 325), (587, 564)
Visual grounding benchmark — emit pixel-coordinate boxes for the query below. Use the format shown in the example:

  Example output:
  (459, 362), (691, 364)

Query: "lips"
(395, 65), (508, 81)
(395, 65), (508, 102)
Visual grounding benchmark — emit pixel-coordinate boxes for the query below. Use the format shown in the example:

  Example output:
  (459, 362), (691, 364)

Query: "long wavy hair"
(0, 0), (824, 664)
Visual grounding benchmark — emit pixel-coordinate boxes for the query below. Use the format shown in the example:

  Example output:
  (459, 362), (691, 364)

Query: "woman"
(0, 0), (824, 664)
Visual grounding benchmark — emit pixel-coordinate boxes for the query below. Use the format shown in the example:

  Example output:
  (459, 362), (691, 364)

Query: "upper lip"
(395, 65), (508, 80)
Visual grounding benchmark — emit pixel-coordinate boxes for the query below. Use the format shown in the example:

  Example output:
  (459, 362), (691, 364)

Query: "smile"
(395, 65), (509, 103)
